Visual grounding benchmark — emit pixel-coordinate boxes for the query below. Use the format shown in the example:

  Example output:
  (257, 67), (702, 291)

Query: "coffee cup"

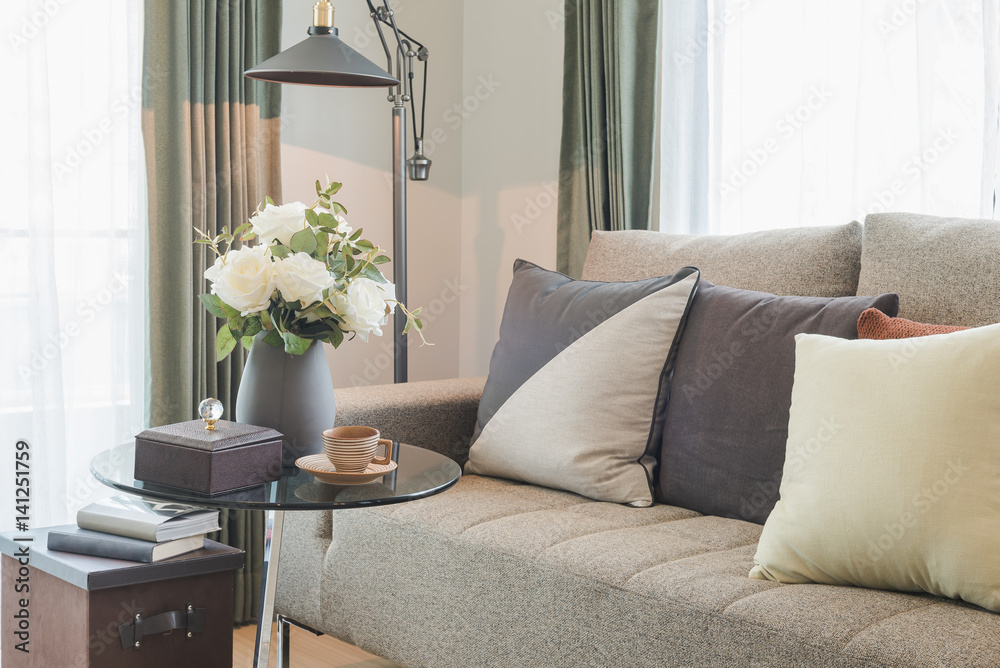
(321, 426), (394, 473)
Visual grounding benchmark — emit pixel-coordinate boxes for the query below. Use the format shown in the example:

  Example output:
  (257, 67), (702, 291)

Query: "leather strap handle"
(118, 603), (206, 650)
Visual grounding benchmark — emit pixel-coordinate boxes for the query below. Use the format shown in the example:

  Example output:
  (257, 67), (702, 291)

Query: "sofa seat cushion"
(314, 475), (1000, 667)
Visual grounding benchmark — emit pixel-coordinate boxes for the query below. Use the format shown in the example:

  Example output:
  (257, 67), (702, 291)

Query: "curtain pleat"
(557, 0), (662, 276)
(142, 0), (283, 624)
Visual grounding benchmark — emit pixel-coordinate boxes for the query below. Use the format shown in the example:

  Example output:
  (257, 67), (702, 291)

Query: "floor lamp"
(246, 0), (431, 384)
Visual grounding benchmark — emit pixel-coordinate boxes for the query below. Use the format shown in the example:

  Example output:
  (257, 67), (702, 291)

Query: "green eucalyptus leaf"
(304, 209), (319, 226)
(270, 244), (292, 259)
(314, 231), (329, 258)
(290, 228), (318, 255)
(262, 328), (283, 347)
(265, 195), (275, 205)
(241, 335), (254, 351)
(327, 182), (342, 195)
(282, 331), (312, 355)
(355, 239), (375, 251)
(318, 213), (336, 226)
(372, 255), (391, 265)
(216, 325), (238, 361)
(349, 228), (363, 242)
(361, 265), (388, 284)
(315, 180), (323, 196)
(199, 294), (228, 319)
(345, 254), (355, 272)
(331, 202), (347, 216)
(260, 309), (273, 329)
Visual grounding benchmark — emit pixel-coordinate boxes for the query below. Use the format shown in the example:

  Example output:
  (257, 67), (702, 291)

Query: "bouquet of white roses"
(196, 179), (425, 360)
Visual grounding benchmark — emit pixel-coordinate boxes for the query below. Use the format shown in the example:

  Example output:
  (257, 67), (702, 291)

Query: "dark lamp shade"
(245, 32), (399, 88)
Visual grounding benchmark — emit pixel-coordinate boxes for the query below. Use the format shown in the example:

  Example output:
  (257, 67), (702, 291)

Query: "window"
(1, 0), (146, 527)
(659, 0), (995, 235)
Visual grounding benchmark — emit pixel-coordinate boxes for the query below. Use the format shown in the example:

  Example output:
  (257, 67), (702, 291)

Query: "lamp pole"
(391, 99), (408, 383)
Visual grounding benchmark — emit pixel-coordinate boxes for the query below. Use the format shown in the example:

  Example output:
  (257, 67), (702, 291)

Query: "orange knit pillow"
(857, 308), (968, 340)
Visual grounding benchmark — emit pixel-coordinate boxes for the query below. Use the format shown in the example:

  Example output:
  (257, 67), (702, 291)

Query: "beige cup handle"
(372, 439), (394, 466)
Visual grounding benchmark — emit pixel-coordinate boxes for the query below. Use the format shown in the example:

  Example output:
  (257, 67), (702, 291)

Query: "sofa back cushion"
(582, 222), (862, 297)
(857, 212), (1000, 327)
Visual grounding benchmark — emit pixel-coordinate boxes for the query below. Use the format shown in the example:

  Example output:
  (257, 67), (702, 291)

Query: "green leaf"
(282, 331), (312, 355)
(415, 318), (423, 328)
(304, 209), (319, 227)
(372, 255), (391, 265)
(326, 326), (345, 348)
(318, 212), (336, 226)
(355, 239), (374, 252)
(326, 182), (342, 195)
(289, 228), (318, 255)
(227, 315), (245, 338)
(262, 328), (283, 347)
(260, 309), (273, 329)
(345, 254), (356, 273)
(234, 222), (251, 237)
(241, 335), (255, 351)
(361, 265), (388, 284)
(217, 300), (240, 319)
(349, 228), (363, 242)
(199, 294), (228, 319)
(331, 202), (347, 216)
(270, 244), (292, 259)
(265, 195), (275, 206)
(216, 325), (238, 361)
(243, 317), (262, 338)
(314, 231), (329, 258)
(194, 238), (214, 245)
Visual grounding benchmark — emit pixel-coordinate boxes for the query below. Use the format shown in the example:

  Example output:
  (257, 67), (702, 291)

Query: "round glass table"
(91, 442), (461, 668)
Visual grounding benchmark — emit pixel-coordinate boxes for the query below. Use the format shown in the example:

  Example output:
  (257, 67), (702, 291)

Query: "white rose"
(333, 276), (396, 341)
(273, 252), (336, 307)
(251, 201), (309, 246)
(204, 245), (275, 316)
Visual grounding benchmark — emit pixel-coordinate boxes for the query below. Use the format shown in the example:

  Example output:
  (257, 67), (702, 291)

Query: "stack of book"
(46, 496), (221, 563)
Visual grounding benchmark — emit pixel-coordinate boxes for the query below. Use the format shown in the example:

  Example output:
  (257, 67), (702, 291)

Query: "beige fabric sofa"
(276, 213), (1000, 667)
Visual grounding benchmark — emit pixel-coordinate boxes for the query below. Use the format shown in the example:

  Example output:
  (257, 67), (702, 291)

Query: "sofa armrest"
(333, 376), (486, 466)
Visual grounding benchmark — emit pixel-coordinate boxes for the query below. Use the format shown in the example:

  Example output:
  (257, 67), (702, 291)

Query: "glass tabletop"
(91, 442), (462, 510)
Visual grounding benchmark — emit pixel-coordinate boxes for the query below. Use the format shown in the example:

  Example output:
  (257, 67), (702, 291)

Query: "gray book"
(47, 526), (206, 563)
(77, 496), (220, 542)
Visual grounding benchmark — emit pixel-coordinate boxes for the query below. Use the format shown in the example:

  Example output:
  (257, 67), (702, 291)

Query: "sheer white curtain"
(659, 0), (996, 235)
(1, 0), (146, 529)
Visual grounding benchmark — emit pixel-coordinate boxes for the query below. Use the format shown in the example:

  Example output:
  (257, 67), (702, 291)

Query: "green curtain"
(142, 0), (283, 624)
(556, 0), (662, 277)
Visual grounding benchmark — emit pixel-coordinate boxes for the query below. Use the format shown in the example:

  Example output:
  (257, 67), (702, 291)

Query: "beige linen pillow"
(467, 271), (700, 507)
(751, 324), (1000, 611)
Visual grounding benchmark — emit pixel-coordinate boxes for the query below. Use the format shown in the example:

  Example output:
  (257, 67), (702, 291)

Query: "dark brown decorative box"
(134, 420), (283, 495)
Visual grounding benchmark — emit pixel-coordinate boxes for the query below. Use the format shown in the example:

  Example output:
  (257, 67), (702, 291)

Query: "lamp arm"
(365, 0), (394, 76)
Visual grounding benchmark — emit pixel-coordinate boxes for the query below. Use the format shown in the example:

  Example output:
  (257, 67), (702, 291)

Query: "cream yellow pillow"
(750, 324), (1000, 611)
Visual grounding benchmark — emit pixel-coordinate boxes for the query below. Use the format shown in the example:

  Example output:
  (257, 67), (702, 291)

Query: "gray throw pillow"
(657, 282), (899, 523)
(469, 260), (701, 506)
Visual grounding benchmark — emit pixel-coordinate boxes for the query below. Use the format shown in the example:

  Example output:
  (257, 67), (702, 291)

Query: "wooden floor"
(233, 623), (400, 668)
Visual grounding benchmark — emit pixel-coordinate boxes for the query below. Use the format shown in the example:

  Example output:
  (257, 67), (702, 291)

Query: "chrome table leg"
(253, 509), (284, 668)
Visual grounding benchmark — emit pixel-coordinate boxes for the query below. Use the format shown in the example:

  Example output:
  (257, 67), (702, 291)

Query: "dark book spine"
(47, 532), (154, 563)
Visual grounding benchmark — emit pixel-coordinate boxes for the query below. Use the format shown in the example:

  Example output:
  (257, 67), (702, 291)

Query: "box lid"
(136, 419), (283, 452)
(0, 526), (244, 591)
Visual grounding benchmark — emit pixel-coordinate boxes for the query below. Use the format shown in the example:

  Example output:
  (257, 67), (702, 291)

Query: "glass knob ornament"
(198, 397), (224, 430)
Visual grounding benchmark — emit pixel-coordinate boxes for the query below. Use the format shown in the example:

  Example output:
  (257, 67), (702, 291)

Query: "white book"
(77, 496), (220, 542)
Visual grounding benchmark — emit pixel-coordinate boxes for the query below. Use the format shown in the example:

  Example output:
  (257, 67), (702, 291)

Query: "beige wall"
(279, 0), (563, 386)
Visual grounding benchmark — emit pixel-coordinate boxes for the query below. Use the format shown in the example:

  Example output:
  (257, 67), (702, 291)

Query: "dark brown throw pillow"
(857, 307), (968, 339)
(656, 282), (899, 524)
